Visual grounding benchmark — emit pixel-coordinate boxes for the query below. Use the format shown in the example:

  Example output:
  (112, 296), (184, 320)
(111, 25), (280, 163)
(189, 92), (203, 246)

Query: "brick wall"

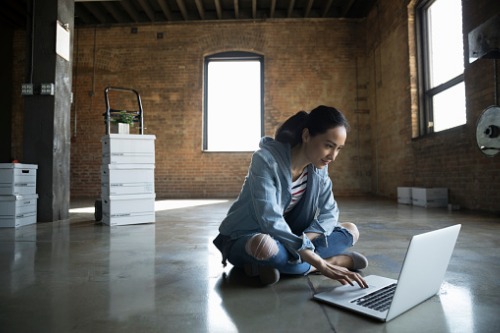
(365, 0), (500, 212)
(21, 19), (370, 199)
(9, 0), (499, 213)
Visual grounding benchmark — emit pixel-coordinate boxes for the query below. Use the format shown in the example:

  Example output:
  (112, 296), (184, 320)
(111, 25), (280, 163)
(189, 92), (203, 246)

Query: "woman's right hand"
(316, 259), (369, 288)
(300, 249), (368, 289)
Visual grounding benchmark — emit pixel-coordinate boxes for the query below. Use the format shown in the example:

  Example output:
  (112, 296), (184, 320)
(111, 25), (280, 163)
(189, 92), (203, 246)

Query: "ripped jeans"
(225, 226), (354, 275)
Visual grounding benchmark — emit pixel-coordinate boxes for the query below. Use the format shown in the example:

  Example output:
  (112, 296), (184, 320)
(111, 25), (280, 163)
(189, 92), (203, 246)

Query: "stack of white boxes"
(0, 163), (38, 228)
(101, 134), (156, 226)
(397, 187), (448, 208)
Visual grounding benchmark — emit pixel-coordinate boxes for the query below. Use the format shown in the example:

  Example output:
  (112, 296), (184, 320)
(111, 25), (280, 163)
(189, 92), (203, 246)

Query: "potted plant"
(113, 111), (135, 134)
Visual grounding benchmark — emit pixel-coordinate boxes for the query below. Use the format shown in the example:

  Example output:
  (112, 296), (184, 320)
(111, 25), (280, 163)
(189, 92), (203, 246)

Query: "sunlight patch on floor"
(69, 199), (229, 214)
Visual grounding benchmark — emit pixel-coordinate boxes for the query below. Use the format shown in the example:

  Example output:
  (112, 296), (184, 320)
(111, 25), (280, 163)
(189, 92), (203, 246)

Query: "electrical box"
(21, 83), (55, 96)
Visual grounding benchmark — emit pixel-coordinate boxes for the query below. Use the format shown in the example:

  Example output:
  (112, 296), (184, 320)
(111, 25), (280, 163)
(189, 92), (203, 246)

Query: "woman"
(213, 105), (368, 288)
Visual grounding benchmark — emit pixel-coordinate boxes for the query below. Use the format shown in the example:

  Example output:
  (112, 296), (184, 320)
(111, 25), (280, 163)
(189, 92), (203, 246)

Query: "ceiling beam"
(270, 0), (276, 18)
(75, 6), (96, 25)
(120, 0), (142, 22)
(101, 2), (128, 23)
(137, 0), (155, 21)
(305, 0), (313, 18)
(322, 0), (333, 18)
(176, 0), (188, 20)
(214, 0), (222, 19)
(287, 0), (295, 18)
(234, 0), (239, 19)
(82, 2), (107, 23)
(341, 0), (355, 17)
(195, 0), (205, 20)
(156, 0), (173, 21)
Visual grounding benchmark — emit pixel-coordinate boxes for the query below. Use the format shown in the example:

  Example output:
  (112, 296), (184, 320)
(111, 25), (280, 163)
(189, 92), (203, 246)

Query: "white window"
(203, 52), (264, 152)
(417, 0), (465, 133)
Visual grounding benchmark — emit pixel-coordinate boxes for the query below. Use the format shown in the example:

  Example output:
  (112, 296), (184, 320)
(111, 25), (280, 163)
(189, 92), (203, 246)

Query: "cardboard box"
(102, 134), (155, 164)
(0, 164), (37, 195)
(411, 188), (448, 208)
(397, 187), (412, 205)
(101, 193), (156, 226)
(0, 194), (38, 228)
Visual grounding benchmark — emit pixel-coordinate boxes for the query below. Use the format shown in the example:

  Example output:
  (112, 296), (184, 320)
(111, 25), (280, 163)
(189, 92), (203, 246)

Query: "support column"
(23, 0), (74, 222)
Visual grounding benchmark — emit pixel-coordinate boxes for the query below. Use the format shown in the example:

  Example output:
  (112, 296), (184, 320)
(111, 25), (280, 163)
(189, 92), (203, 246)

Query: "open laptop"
(313, 224), (461, 322)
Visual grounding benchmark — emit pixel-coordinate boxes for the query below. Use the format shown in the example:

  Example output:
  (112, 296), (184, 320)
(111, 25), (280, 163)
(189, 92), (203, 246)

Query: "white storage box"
(101, 164), (155, 185)
(0, 194), (38, 228)
(102, 182), (154, 196)
(0, 163), (37, 195)
(102, 134), (156, 164)
(412, 187), (448, 208)
(101, 193), (156, 226)
(397, 187), (412, 205)
(102, 211), (156, 226)
(0, 212), (37, 228)
(0, 194), (38, 215)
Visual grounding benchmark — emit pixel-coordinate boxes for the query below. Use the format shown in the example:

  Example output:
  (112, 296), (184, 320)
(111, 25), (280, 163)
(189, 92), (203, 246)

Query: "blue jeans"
(226, 227), (354, 275)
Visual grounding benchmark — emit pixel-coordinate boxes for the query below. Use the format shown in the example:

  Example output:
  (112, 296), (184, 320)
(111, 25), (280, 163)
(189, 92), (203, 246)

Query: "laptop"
(313, 224), (461, 322)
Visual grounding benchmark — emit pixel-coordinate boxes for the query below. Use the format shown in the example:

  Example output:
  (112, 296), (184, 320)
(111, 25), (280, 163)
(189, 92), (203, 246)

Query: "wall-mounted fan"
(476, 105), (500, 157)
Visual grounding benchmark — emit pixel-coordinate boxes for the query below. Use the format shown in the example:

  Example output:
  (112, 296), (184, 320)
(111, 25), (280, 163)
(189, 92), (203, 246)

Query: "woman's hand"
(300, 249), (369, 289)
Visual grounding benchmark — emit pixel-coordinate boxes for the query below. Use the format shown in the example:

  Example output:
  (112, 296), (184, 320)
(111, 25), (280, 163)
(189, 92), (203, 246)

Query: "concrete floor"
(0, 197), (498, 333)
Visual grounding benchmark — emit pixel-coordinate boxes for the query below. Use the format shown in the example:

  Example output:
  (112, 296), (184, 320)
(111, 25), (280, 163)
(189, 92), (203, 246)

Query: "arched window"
(203, 51), (264, 151)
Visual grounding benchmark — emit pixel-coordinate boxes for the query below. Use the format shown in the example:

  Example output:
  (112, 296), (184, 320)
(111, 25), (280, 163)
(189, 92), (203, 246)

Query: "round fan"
(476, 105), (500, 157)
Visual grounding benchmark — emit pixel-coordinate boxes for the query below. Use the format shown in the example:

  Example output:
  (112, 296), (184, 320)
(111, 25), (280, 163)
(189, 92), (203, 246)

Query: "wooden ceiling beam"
(156, 0), (173, 21)
(137, 0), (155, 21)
(120, 0), (142, 22)
(214, 0), (222, 19)
(287, 0), (296, 18)
(195, 0), (205, 20)
(176, 0), (189, 20)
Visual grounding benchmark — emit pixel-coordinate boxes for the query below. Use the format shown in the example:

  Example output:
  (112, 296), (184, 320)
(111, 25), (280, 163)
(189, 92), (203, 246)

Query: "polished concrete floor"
(0, 197), (499, 333)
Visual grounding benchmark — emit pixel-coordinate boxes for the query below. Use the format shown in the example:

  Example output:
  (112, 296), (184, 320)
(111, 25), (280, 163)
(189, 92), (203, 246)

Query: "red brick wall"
(365, 0), (500, 212)
(50, 20), (370, 199)
(10, 0), (499, 213)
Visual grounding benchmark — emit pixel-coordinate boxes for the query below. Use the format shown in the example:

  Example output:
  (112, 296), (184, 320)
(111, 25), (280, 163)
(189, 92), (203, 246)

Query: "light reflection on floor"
(206, 239), (238, 333)
(69, 199), (229, 214)
(440, 281), (474, 333)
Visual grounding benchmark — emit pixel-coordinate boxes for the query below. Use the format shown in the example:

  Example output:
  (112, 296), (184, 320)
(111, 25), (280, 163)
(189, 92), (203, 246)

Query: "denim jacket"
(217, 136), (340, 262)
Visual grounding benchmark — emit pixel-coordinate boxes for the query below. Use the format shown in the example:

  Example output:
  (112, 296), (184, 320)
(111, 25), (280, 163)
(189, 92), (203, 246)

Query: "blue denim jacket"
(217, 137), (340, 261)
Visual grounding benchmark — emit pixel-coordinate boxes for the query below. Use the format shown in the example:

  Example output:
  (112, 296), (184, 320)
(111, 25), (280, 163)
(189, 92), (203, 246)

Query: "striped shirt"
(285, 169), (308, 213)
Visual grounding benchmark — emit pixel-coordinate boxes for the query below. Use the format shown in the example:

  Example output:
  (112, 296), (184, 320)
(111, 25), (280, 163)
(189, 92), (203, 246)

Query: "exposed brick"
(8, 0), (500, 213)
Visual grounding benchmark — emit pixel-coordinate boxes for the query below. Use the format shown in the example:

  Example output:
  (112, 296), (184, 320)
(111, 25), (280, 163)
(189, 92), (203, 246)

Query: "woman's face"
(302, 126), (347, 169)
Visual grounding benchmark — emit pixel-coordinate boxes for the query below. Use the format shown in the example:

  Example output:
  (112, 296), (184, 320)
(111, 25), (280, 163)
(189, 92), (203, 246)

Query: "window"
(416, 0), (465, 134)
(203, 52), (264, 151)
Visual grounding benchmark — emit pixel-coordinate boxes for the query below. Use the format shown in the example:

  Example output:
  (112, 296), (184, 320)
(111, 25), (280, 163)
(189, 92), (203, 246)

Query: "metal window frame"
(415, 0), (465, 135)
(203, 51), (264, 151)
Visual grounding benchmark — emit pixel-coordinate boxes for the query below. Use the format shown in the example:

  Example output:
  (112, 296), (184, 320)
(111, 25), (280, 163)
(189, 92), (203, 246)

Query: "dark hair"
(275, 105), (350, 147)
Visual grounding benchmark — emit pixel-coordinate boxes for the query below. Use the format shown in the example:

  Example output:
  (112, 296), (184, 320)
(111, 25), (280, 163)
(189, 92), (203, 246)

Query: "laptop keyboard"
(351, 283), (397, 312)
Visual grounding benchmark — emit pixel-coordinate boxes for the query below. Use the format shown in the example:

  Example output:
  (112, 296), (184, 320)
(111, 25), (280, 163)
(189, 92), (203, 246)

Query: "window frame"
(203, 51), (265, 152)
(415, 0), (465, 135)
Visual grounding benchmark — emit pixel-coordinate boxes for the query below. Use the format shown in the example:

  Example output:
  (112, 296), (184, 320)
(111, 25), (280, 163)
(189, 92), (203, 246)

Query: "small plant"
(113, 110), (135, 126)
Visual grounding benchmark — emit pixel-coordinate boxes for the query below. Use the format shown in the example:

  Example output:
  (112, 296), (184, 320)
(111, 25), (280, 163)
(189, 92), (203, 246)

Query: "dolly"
(94, 86), (146, 222)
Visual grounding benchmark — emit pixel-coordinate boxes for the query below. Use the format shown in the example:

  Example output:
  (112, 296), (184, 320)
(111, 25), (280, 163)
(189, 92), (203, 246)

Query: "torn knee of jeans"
(245, 234), (279, 260)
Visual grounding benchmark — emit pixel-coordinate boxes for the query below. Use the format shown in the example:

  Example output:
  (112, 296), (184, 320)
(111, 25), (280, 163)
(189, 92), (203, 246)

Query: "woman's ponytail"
(275, 111), (308, 147)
